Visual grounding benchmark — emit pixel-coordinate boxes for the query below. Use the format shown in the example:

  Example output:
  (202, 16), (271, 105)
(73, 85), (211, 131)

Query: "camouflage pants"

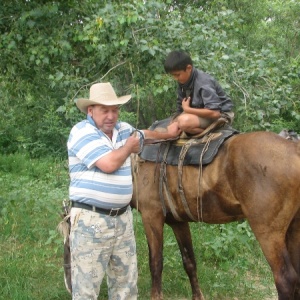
(69, 206), (138, 300)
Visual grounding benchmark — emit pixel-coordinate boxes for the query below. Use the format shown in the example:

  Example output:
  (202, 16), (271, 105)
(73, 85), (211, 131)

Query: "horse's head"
(278, 129), (299, 141)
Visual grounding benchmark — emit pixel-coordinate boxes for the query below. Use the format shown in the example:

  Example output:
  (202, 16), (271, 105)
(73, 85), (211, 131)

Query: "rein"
(132, 154), (141, 235)
(197, 133), (215, 222)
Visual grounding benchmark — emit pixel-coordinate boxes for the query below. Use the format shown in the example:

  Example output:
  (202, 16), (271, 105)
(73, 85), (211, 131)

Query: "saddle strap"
(178, 140), (199, 221)
(162, 178), (183, 221)
(158, 143), (184, 220)
(158, 143), (171, 216)
(196, 133), (215, 221)
(158, 134), (215, 221)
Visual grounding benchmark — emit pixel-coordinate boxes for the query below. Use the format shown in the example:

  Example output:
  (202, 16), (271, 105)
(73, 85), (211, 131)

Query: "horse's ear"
(278, 129), (288, 138)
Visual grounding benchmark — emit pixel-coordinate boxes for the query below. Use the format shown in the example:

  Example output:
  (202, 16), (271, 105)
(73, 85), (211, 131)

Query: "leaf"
(56, 106), (66, 113)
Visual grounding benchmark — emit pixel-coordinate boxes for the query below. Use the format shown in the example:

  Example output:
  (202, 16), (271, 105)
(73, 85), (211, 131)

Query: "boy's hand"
(182, 97), (191, 112)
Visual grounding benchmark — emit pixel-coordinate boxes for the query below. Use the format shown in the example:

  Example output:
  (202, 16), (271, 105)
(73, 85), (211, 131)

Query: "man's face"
(88, 104), (119, 135)
(169, 64), (193, 84)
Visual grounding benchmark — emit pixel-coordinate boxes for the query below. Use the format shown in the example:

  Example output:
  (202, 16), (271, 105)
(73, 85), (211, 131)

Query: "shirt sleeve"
(201, 86), (222, 111)
(69, 125), (112, 169)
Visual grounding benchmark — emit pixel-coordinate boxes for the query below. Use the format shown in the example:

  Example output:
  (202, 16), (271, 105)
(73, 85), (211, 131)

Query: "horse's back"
(221, 131), (300, 179)
(214, 131), (300, 223)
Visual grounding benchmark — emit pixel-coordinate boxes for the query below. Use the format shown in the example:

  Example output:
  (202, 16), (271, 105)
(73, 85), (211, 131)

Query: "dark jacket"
(177, 68), (233, 113)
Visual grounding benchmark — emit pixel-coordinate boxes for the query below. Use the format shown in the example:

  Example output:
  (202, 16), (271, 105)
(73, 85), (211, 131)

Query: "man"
(67, 82), (181, 300)
(164, 50), (234, 135)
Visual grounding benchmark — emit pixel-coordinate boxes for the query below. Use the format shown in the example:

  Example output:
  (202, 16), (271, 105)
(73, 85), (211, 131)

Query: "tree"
(0, 0), (299, 157)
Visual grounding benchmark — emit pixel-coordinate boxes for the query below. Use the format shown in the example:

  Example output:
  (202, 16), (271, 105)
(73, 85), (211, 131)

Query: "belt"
(71, 202), (128, 217)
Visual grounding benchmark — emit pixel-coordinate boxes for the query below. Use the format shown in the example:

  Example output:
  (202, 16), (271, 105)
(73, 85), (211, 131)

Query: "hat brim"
(76, 95), (131, 114)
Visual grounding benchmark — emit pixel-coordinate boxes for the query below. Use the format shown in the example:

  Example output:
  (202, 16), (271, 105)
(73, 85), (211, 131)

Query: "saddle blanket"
(140, 126), (239, 166)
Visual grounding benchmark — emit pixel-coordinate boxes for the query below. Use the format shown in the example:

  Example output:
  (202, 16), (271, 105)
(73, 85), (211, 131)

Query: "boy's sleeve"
(201, 87), (222, 110)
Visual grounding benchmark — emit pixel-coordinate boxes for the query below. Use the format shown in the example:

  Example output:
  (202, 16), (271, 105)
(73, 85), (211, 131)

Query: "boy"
(164, 50), (234, 135)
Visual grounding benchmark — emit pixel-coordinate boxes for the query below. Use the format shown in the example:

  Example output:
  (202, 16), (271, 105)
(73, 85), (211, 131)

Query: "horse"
(58, 123), (300, 299)
(130, 127), (300, 300)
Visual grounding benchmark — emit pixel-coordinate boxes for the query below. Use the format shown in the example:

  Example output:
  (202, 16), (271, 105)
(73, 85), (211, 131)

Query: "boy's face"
(169, 64), (193, 84)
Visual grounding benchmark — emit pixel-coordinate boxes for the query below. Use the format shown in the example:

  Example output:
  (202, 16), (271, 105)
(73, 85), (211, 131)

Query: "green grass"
(0, 153), (275, 300)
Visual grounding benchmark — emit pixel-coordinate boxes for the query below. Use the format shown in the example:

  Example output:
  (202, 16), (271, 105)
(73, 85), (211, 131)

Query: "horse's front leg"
(168, 221), (204, 300)
(141, 213), (165, 300)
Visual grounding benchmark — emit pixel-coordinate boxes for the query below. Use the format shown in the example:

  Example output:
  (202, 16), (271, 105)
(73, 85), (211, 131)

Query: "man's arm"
(94, 123), (181, 173)
(94, 135), (140, 173)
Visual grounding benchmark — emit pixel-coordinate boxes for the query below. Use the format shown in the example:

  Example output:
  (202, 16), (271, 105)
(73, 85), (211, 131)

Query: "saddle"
(140, 117), (239, 166)
(138, 118), (239, 221)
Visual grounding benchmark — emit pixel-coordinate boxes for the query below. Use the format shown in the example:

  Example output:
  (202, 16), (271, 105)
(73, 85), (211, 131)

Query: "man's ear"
(87, 106), (93, 116)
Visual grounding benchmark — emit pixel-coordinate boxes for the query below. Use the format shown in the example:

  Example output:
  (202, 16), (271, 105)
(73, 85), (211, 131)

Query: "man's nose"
(107, 111), (116, 119)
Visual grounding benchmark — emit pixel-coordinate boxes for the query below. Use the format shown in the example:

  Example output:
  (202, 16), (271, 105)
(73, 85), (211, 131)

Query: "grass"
(0, 153), (275, 300)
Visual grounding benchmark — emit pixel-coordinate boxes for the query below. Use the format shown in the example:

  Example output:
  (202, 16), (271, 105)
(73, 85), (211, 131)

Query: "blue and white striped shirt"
(67, 116), (144, 209)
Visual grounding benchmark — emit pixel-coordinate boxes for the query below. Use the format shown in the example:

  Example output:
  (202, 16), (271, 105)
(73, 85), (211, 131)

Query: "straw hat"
(76, 82), (131, 113)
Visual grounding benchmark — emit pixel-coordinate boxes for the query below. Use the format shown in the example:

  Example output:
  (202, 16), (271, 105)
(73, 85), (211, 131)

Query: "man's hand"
(124, 135), (141, 154)
(95, 134), (140, 173)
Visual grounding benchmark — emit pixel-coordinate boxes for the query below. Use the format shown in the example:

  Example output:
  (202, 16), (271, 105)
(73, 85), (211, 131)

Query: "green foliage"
(221, 46), (300, 132)
(0, 154), (274, 300)
(119, 110), (138, 127)
(0, 0), (299, 157)
(201, 222), (255, 262)
(0, 154), (69, 299)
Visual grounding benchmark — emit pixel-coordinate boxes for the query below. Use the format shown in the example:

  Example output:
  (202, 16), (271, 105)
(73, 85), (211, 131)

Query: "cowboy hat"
(76, 82), (131, 114)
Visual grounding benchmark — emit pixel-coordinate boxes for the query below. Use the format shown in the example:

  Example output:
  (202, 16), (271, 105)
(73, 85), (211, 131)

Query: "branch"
(71, 61), (127, 102)
(232, 80), (250, 109)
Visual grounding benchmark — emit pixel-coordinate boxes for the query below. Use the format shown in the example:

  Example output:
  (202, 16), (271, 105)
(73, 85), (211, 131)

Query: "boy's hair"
(163, 50), (193, 73)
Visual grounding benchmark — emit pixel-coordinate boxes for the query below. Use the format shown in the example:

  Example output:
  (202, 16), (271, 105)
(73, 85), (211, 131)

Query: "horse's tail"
(57, 215), (70, 242)
(57, 201), (72, 294)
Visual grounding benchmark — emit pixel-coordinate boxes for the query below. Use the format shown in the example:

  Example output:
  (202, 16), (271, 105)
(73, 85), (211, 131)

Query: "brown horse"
(130, 130), (300, 300)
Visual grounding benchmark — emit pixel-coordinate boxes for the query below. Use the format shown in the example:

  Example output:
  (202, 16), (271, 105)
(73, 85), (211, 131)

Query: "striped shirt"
(67, 116), (144, 209)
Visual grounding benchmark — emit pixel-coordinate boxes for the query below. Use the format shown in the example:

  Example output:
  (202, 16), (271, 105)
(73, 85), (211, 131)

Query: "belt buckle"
(109, 208), (120, 217)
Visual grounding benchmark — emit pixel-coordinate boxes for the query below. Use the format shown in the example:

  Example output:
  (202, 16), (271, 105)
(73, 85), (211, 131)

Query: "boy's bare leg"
(177, 113), (206, 135)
